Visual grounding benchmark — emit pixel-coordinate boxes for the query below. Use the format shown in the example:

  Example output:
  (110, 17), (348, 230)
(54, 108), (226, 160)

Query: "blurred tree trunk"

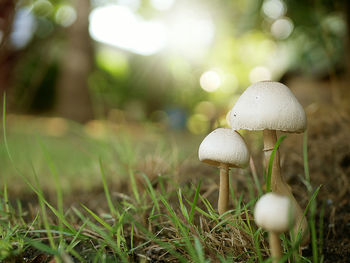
(347, 1), (350, 79)
(55, 0), (94, 122)
(0, 0), (16, 98)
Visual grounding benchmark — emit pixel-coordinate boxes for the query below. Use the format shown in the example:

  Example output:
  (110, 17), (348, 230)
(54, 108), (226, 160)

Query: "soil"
(283, 77), (350, 262)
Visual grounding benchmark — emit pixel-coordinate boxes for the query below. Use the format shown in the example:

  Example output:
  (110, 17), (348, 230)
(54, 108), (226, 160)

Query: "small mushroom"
(229, 81), (309, 245)
(198, 128), (249, 214)
(254, 193), (295, 262)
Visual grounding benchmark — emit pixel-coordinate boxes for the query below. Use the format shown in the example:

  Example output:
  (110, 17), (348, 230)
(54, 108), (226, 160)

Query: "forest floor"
(282, 77), (350, 262)
(1, 77), (350, 262)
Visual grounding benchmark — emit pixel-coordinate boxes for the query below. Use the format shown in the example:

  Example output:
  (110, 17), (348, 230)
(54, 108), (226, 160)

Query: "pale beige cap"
(198, 128), (249, 168)
(254, 193), (295, 233)
(229, 81), (306, 133)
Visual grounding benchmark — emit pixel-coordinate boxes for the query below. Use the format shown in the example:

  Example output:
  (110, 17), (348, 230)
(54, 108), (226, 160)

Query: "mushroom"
(198, 128), (249, 215)
(255, 193), (295, 262)
(229, 81), (309, 245)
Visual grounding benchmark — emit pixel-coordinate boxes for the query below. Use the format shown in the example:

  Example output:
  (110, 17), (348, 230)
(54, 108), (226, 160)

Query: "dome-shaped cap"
(254, 193), (295, 233)
(198, 128), (249, 168)
(229, 81), (306, 133)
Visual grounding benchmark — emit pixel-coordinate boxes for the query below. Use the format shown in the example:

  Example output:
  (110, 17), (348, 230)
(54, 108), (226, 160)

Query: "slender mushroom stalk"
(269, 232), (282, 262)
(218, 163), (229, 215)
(263, 129), (308, 244)
(198, 128), (249, 215)
(254, 193), (295, 263)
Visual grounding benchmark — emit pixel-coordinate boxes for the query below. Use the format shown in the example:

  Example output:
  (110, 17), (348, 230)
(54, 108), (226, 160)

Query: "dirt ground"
(283, 77), (350, 262)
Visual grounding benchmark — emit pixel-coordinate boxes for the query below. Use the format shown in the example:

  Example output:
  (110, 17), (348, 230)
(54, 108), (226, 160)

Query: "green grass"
(0, 98), (323, 262)
(266, 135), (286, 193)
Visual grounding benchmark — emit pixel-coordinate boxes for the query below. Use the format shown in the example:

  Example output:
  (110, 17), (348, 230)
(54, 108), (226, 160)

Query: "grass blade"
(129, 168), (140, 204)
(303, 131), (310, 183)
(141, 173), (160, 213)
(81, 204), (113, 232)
(266, 135), (286, 192)
(189, 181), (201, 224)
(24, 237), (59, 256)
(99, 158), (119, 218)
(39, 141), (64, 244)
(177, 188), (189, 221)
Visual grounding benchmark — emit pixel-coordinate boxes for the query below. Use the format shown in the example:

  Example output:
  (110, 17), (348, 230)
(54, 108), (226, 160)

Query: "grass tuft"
(0, 97), (324, 262)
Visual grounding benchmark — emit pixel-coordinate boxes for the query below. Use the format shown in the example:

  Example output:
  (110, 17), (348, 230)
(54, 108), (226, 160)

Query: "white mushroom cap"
(198, 128), (249, 168)
(229, 81), (306, 133)
(254, 193), (295, 233)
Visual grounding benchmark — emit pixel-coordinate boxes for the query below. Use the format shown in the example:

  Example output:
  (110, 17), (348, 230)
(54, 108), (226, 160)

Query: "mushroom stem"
(269, 232), (282, 262)
(218, 163), (229, 215)
(263, 129), (309, 245)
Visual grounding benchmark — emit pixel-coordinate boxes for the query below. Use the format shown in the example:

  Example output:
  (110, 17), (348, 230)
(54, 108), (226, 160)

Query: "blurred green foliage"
(9, 0), (348, 133)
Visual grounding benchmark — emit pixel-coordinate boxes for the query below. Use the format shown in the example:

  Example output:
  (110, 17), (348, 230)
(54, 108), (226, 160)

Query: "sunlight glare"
(89, 5), (166, 56)
(117, 0), (141, 11)
(90, 4), (214, 57)
(151, 0), (175, 11)
(167, 10), (215, 59)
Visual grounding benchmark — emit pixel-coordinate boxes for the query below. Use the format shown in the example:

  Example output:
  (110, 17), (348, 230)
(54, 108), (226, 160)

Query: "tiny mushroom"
(198, 128), (249, 215)
(229, 81), (309, 245)
(254, 193), (295, 262)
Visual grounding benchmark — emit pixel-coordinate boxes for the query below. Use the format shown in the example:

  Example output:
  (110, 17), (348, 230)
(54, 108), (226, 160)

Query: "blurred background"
(0, 0), (349, 134)
(1, 2), (350, 259)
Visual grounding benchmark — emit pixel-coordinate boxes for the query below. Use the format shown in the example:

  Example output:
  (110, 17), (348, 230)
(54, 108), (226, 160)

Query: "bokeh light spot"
(271, 17), (294, 39)
(55, 5), (77, 27)
(45, 117), (68, 137)
(10, 9), (36, 49)
(200, 70), (222, 92)
(33, 0), (53, 17)
(249, 66), (271, 83)
(322, 15), (346, 36)
(84, 120), (106, 139)
(262, 0), (286, 19)
(187, 114), (209, 134)
(96, 49), (129, 77)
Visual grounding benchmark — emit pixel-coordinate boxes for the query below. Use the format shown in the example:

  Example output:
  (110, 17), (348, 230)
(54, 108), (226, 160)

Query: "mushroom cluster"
(198, 81), (309, 258)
